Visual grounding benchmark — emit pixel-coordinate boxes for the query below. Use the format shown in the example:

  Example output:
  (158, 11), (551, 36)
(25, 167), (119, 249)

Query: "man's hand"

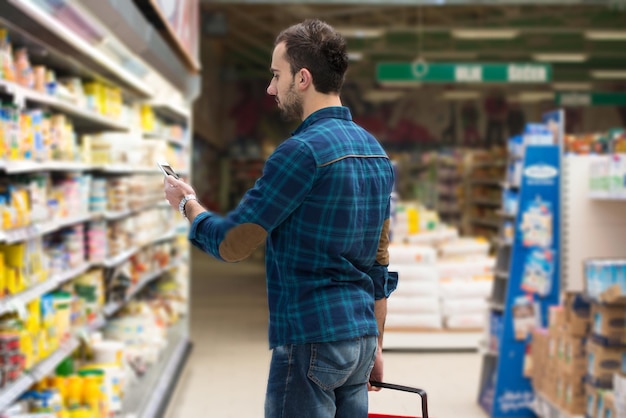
(368, 346), (383, 392)
(163, 175), (196, 209)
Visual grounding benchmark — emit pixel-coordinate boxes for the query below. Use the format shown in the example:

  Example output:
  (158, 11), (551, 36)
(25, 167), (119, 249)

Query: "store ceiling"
(200, 3), (626, 91)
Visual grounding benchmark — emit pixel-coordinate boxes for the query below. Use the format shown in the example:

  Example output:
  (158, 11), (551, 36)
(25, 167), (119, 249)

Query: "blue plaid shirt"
(189, 106), (397, 348)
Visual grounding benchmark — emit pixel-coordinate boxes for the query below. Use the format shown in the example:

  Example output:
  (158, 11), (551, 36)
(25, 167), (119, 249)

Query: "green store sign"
(555, 92), (626, 107)
(377, 62), (552, 83)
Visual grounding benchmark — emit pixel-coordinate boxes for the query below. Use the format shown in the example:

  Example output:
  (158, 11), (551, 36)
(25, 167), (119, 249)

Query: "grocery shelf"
(142, 132), (188, 148)
(496, 210), (516, 219)
(103, 260), (183, 317)
(470, 218), (501, 229)
(0, 79), (129, 132)
(121, 320), (191, 418)
(0, 0), (152, 98)
(102, 246), (141, 269)
(93, 164), (161, 175)
(1, 213), (94, 244)
(101, 227), (182, 269)
(470, 179), (502, 187)
(0, 316), (106, 412)
(470, 199), (502, 207)
(0, 262), (93, 316)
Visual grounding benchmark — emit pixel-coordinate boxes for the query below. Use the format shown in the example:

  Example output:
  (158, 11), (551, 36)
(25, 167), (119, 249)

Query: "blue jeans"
(265, 336), (377, 418)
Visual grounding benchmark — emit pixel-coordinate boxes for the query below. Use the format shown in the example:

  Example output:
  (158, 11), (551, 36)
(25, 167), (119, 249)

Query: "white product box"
(394, 281), (440, 297)
(388, 295), (441, 314)
(439, 277), (493, 298)
(441, 297), (489, 316)
(389, 244), (438, 265)
(389, 264), (439, 282)
(445, 313), (486, 329)
(386, 312), (443, 329)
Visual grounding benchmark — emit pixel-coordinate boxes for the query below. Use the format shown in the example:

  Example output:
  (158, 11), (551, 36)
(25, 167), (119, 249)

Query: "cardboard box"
(591, 303), (626, 346)
(586, 340), (626, 388)
(586, 385), (599, 418)
(549, 305), (566, 333)
(557, 370), (586, 414)
(559, 335), (588, 376)
(602, 391), (616, 418)
(563, 292), (591, 337)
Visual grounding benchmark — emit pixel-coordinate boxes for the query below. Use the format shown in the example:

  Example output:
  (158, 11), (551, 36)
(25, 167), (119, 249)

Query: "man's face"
(267, 42), (303, 121)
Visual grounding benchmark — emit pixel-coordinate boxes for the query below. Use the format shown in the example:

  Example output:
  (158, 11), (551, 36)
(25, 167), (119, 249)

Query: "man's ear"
(298, 68), (312, 90)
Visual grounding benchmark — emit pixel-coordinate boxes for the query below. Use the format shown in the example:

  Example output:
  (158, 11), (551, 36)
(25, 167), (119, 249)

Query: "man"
(163, 19), (397, 418)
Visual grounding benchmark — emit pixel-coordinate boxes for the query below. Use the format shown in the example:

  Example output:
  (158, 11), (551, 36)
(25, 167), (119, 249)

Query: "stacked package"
(387, 244), (441, 329)
(529, 285), (626, 418)
(437, 241), (493, 330)
(387, 201), (495, 331)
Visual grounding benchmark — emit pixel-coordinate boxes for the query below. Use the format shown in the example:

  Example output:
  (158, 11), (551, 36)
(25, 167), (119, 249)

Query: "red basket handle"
(369, 381), (429, 418)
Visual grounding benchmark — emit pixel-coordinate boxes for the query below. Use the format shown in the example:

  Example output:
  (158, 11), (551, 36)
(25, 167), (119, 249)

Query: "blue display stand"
(478, 111), (564, 418)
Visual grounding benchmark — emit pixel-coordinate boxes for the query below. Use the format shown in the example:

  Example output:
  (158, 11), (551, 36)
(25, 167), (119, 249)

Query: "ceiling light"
(452, 29), (519, 40)
(440, 91), (481, 101)
(591, 70), (626, 79)
(378, 81), (422, 88)
(552, 82), (592, 91)
(585, 30), (626, 41)
(533, 53), (587, 63)
(347, 52), (363, 61)
(336, 28), (384, 39)
(512, 92), (555, 103)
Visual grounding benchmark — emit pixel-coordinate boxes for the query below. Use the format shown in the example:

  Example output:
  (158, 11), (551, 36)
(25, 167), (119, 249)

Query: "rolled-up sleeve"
(368, 200), (398, 299)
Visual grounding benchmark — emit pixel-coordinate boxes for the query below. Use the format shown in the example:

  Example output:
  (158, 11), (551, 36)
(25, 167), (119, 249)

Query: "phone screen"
(160, 164), (180, 179)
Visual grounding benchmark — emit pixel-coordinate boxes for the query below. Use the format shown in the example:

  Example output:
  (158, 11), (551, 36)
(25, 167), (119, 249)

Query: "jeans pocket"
(307, 340), (359, 391)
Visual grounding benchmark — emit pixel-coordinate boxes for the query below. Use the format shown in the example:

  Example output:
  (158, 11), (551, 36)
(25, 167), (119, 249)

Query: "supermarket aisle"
(165, 247), (487, 418)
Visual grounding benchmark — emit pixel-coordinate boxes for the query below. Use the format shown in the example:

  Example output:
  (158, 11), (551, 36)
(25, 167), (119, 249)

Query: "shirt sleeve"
(368, 198), (398, 300)
(188, 139), (316, 262)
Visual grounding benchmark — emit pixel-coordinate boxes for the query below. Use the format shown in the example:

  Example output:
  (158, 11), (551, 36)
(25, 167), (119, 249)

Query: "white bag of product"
(439, 277), (493, 298)
(441, 297), (489, 316)
(439, 238), (490, 260)
(386, 312), (443, 330)
(445, 313), (486, 329)
(404, 228), (459, 246)
(394, 280), (439, 297)
(389, 264), (439, 282)
(437, 257), (495, 279)
(389, 244), (437, 265)
(388, 295), (440, 314)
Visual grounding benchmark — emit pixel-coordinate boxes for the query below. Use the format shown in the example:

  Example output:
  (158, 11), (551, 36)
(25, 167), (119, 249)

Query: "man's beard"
(279, 81), (303, 121)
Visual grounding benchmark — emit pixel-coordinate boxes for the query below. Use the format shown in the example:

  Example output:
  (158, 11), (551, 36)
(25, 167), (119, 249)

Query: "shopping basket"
(368, 381), (429, 418)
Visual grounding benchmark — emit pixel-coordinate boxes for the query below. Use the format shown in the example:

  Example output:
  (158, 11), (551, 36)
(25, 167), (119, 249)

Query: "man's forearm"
(375, 298), (387, 349)
(183, 199), (206, 223)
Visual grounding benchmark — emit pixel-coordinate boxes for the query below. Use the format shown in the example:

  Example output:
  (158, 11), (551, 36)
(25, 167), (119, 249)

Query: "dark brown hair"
(275, 19), (348, 94)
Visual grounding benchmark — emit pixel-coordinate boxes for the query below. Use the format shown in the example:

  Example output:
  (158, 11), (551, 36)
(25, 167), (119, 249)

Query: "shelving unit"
(0, 0), (195, 414)
(464, 153), (506, 240)
(477, 112), (563, 418)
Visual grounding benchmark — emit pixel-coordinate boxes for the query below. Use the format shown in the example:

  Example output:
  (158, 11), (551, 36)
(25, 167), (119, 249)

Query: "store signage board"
(377, 62), (552, 83)
(556, 92), (626, 107)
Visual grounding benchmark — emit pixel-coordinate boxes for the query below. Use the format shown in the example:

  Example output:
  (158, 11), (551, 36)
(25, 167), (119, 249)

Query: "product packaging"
(590, 302), (626, 346)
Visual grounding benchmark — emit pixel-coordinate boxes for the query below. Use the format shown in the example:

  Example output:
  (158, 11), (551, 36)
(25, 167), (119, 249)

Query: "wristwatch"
(178, 194), (197, 219)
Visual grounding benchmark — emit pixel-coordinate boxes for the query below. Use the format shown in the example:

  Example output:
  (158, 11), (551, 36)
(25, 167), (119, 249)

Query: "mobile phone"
(157, 161), (180, 179)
